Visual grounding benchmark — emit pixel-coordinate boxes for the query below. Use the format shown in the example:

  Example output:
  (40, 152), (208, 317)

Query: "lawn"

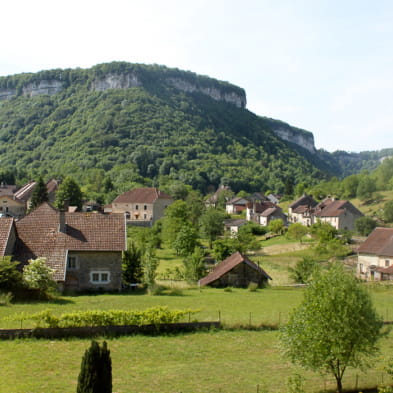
(0, 329), (392, 393)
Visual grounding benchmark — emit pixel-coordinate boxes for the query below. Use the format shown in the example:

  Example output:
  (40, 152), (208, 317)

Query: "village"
(0, 177), (387, 294)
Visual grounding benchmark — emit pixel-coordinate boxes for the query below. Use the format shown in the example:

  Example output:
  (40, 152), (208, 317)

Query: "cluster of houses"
(1, 179), (393, 290)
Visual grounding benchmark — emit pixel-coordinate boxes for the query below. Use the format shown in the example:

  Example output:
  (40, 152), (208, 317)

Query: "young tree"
(29, 177), (48, 211)
(0, 257), (23, 293)
(77, 340), (112, 393)
(355, 216), (377, 236)
(288, 257), (319, 284)
(287, 223), (308, 243)
(199, 208), (226, 248)
(22, 257), (57, 295)
(280, 263), (383, 393)
(162, 200), (189, 245)
(183, 247), (206, 282)
(268, 218), (284, 235)
(384, 200), (393, 223)
(122, 240), (143, 285)
(173, 224), (198, 256)
(54, 176), (83, 210)
(142, 244), (159, 293)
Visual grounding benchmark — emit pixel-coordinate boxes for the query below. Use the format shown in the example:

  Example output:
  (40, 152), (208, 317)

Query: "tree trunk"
(335, 375), (343, 393)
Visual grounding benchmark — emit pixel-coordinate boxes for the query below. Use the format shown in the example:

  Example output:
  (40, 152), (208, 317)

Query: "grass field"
(1, 235), (392, 392)
(0, 329), (392, 393)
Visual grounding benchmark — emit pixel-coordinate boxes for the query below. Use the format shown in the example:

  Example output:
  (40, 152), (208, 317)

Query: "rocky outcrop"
(0, 80), (63, 100)
(166, 77), (246, 108)
(91, 73), (141, 91)
(273, 127), (316, 154)
(22, 80), (63, 97)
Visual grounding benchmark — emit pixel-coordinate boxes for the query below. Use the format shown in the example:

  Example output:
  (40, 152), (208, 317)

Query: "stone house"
(110, 187), (173, 225)
(246, 201), (276, 223)
(225, 197), (249, 214)
(312, 198), (363, 231)
(223, 219), (248, 235)
(205, 185), (233, 208)
(288, 194), (317, 226)
(357, 227), (393, 281)
(6, 202), (126, 292)
(199, 251), (272, 288)
(14, 178), (59, 209)
(0, 195), (26, 218)
(259, 206), (287, 226)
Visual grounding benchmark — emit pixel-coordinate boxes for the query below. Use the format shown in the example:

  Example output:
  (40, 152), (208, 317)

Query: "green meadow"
(1, 237), (393, 392)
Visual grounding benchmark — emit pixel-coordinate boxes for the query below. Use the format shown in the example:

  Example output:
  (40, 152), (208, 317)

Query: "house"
(357, 227), (393, 281)
(288, 194), (317, 226)
(13, 178), (59, 211)
(0, 183), (18, 197)
(0, 195), (26, 218)
(259, 206), (287, 226)
(313, 199), (363, 231)
(11, 202), (126, 292)
(199, 251), (272, 288)
(225, 197), (249, 214)
(246, 201), (276, 223)
(205, 185), (233, 208)
(111, 187), (173, 225)
(223, 219), (248, 235)
(267, 194), (281, 204)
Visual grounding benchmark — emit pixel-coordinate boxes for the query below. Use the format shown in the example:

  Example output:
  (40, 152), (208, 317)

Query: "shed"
(199, 251), (271, 288)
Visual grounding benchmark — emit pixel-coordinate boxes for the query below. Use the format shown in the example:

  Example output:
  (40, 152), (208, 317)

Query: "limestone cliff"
(273, 126), (316, 154)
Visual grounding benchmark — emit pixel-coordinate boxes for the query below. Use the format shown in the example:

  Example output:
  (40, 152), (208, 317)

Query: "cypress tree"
(29, 177), (48, 211)
(77, 340), (112, 393)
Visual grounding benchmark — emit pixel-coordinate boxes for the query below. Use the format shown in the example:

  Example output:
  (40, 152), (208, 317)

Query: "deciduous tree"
(280, 263), (383, 393)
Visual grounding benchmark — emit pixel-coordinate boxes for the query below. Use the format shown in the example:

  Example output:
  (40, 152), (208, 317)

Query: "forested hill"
(0, 62), (386, 195)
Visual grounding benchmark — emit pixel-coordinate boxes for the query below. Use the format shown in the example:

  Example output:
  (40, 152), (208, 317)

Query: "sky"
(1, 0), (392, 153)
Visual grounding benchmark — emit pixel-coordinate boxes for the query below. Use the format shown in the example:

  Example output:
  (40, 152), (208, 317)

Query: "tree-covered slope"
(0, 62), (350, 194)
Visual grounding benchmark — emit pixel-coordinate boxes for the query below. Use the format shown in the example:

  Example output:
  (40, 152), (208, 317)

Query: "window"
(68, 256), (77, 270)
(143, 214), (147, 219)
(135, 205), (139, 210)
(386, 260), (390, 267)
(144, 205), (147, 210)
(90, 271), (110, 284)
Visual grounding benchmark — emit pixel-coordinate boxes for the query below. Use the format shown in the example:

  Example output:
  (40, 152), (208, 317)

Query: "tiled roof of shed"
(199, 251), (271, 286)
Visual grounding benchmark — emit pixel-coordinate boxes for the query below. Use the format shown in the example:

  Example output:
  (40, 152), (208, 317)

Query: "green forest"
(0, 62), (390, 201)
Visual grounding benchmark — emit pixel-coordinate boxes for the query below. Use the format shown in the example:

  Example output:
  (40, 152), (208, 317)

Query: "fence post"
(218, 310), (221, 323)
(249, 312), (252, 326)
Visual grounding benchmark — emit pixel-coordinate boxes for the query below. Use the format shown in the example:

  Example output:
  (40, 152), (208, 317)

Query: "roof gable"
(0, 218), (14, 257)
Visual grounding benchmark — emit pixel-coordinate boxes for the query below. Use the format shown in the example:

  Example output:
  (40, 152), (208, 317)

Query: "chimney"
(59, 210), (66, 233)
(59, 199), (69, 233)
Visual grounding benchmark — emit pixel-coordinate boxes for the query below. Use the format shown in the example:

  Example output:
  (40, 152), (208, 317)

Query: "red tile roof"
(314, 200), (362, 218)
(113, 187), (172, 204)
(14, 203), (126, 281)
(246, 201), (275, 213)
(357, 227), (393, 257)
(199, 251), (271, 286)
(289, 194), (317, 209)
(0, 218), (14, 257)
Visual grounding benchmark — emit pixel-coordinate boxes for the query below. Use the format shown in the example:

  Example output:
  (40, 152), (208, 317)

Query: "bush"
(23, 257), (57, 296)
(0, 292), (13, 306)
(247, 282), (258, 292)
(0, 257), (23, 293)
(12, 306), (199, 328)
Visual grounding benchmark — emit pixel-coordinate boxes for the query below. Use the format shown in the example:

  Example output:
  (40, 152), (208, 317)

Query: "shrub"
(0, 292), (13, 306)
(247, 282), (258, 292)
